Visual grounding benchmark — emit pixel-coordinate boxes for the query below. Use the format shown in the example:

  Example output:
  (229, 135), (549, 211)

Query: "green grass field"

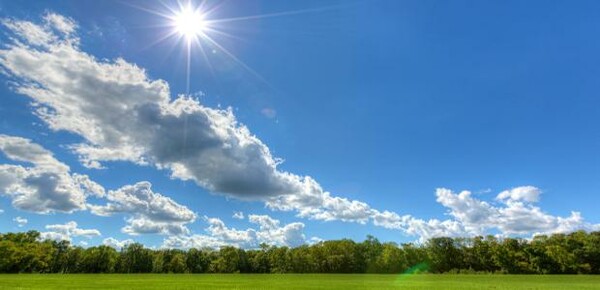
(0, 274), (599, 290)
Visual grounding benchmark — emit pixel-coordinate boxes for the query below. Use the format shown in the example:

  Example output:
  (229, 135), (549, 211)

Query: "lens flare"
(173, 7), (206, 40)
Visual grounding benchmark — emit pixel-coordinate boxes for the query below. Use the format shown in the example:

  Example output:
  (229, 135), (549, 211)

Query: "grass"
(0, 274), (599, 289)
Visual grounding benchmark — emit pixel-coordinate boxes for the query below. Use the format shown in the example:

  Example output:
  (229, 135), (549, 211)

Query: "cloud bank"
(0, 134), (196, 237)
(0, 13), (597, 245)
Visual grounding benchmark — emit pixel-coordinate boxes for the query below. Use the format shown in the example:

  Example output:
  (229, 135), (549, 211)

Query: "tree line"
(1, 230), (599, 274)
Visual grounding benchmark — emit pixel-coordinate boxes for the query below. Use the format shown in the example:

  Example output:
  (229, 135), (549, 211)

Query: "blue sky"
(0, 0), (598, 249)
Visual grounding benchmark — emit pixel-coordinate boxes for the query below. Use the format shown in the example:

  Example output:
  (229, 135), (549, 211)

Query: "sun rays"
(125, 0), (347, 94)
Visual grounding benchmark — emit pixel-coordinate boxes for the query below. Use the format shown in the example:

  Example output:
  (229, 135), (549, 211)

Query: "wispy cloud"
(40, 221), (101, 242)
(13, 216), (27, 227)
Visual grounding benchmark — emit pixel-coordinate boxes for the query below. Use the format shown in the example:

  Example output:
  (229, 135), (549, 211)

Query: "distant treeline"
(1, 231), (599, 274)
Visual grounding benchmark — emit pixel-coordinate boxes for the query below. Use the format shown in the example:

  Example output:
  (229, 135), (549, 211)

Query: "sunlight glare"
(174, 7), (206, 39)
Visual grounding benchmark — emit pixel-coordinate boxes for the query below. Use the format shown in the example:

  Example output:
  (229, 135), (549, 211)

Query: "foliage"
(1, 230), (600, 274)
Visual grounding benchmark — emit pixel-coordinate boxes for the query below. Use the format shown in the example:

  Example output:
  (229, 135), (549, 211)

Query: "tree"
(2, 230), (600, 274)
(186, 248), (210, 273)
(359, 235), (384, 273)
(374, 243), (406, 273)
(426, 237), (464, 273)
(210, 246), (241, 273)
(119, 243), (153, 273)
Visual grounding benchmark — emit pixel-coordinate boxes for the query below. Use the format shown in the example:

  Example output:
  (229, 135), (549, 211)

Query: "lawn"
(0, 274), (599, 290)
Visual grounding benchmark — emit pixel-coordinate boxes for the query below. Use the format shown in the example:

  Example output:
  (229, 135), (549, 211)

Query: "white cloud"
(163, 214), (309, 249)
(2, 18), (55, 47)
(40, 221), (101, 242)
(435, 188), (497, 235)
(1, 13), (598, 244)
(371, 187), (600, 242)
(0, 134), (191, 236)
(0, 12), (372, 225)
(371, 210), (468, 242)
(89, 181), (196, 236)
(435, 187), (599, 237)
(232, 211), (244, 219)
(162, 234), (228, 250)
(13, 216), (27, 227)
(265, 177), (373, 224)
(0, 135), (105, 213)
(121, 217), (191, 236)
(249, 214), (306, 247)
(43, 13), (76, 36)
(103, 237), (135, 249)
(496, 186), (541, 203)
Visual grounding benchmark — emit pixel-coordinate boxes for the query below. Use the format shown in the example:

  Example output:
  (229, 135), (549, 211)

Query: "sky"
(0, 0), (599, 249)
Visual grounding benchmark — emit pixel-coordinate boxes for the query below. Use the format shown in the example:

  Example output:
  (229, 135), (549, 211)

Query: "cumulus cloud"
(163, 214), (310, 249)
(89, 181), (196, 236)
(103, 237), (135, 249)
(371, 210), (468, 241)
(249, 214), (307, 247)
(0, 134), (193, 236)
(0, 135), (193, 237)
(371, 186), (600, 242)
(496, 186), (541, 203)
(434, 187), (599, 237)
(40, 221), (101, 242)
(13, 216), (27, 227)
(0, 12), (372, 225)
(0, 135), (105, 213)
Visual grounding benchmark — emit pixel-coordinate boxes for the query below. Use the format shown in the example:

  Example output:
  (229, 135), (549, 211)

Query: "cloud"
(371, 210), (468, 241)
(89, 181), (196, 235)
(0, 135), (193, 237)
(0, 12), (389, 226)
(249, 214), (307, 247)
(496, 186), (541, 203)
(163, 214), (310, 249)
(371, 187), (599, 242)
(0, 135), (105, 213)
(40, 221), (101, 242)
(13, 216), (27, 227)
(434, 187), (599, 237)
(265, 177), (373, 224)
(1, 13), (598, 243)
(435, 188), (497, 235)
(0, 14), (299, 199)
(102, 237), (135, 249)
(232, 211), (244, 219)
(43, 13), (76, 36)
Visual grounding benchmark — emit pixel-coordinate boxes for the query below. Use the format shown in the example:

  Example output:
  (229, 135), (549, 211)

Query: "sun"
(173, 6), (207, 40)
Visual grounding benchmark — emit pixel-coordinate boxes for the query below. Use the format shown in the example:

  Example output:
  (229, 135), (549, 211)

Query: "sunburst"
(128, 1), (345, 94)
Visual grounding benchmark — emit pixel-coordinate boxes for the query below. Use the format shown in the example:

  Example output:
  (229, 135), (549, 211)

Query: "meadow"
(0, 274), (599, 290)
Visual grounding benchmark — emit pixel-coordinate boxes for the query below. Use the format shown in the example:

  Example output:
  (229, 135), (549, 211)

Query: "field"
(0, 274), (599, 290)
